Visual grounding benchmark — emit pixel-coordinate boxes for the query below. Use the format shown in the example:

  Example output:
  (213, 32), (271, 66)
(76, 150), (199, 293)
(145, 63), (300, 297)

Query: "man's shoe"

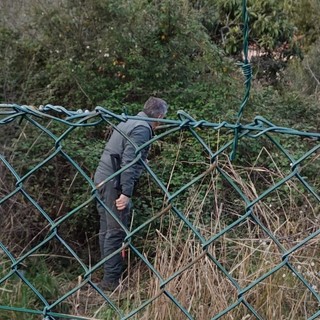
(96, 281), (128, 300)
(97, 281), (118, 292)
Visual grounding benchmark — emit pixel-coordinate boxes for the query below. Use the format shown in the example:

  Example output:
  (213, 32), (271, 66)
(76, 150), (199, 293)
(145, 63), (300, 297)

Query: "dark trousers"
(96, 179), (130, 285)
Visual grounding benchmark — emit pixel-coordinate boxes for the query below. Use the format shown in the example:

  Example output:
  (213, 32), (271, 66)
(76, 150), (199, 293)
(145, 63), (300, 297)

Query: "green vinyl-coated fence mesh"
(0, 102), (319, 320)
(0, 1), (319, 319)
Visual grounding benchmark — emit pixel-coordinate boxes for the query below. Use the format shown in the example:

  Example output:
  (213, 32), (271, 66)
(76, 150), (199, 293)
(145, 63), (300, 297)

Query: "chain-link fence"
(0, 103), (319, 320)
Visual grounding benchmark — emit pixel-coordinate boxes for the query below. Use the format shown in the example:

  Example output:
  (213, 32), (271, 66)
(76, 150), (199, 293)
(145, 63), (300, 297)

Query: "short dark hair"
(143, 97), (168, 118)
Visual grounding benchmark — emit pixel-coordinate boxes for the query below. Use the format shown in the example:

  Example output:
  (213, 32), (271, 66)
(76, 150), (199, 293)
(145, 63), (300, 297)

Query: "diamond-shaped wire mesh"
(0, 104), (319, 320)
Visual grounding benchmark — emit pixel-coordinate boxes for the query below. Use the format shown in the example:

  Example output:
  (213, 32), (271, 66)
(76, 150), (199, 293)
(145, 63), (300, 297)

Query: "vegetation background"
(0, 0), (319, 319)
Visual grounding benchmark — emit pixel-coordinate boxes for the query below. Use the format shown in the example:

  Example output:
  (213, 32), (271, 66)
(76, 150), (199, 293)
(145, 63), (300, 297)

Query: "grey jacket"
(95, 112), (153, 197)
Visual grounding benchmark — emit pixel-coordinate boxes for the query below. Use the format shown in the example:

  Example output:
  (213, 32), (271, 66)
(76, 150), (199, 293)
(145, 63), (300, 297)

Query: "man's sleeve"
(120, 125), (151, 197)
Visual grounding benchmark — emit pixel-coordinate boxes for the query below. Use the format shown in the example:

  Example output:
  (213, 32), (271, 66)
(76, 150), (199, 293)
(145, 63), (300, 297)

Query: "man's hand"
(115, 194), (130, 210)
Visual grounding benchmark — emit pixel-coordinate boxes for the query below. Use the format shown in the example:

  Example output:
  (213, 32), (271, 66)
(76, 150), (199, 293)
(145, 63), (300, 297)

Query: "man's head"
(143, 97), (168, 120)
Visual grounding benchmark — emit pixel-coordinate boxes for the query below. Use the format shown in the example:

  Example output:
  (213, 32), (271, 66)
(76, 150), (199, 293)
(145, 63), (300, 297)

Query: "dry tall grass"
(87, 153), (319, 320)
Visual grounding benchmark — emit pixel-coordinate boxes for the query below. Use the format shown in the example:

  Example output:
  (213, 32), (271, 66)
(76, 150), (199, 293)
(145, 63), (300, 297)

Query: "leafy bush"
(198, 0), (296, 55)
(1, 0), (229, 108)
